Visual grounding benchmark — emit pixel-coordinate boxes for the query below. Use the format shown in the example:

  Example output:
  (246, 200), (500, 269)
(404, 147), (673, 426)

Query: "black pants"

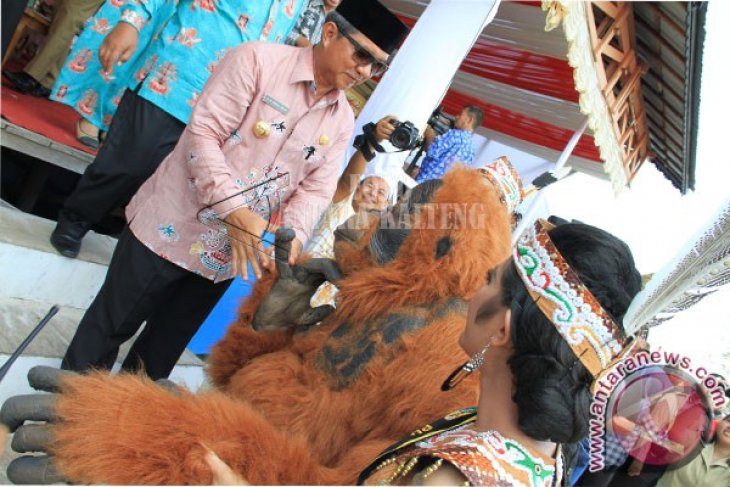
(60, 88), (185, 226)
(62, 228), (232, 379)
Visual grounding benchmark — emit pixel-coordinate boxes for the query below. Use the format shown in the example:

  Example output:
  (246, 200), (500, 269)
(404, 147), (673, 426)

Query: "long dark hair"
(500, 222), (641, 473)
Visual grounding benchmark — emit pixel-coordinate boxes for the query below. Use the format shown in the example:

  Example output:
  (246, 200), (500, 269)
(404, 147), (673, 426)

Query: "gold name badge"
(319, 135), (329, 146)
(253, 120), (271, 138)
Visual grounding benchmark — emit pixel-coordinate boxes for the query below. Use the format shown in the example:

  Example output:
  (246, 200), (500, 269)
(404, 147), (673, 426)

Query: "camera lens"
(391, 129), (409, 149)
(389, 121), (419, 150)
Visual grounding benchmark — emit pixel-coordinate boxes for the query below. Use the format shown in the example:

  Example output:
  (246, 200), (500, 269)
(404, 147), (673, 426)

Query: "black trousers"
(60, 88), (185, 226)
(62, 228), (232, 379)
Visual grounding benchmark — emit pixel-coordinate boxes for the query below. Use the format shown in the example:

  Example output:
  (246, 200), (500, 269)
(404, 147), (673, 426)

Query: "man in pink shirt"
(60, 0), (409, 379)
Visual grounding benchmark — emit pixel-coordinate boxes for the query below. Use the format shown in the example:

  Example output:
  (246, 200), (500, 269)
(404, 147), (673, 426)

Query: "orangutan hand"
(0, 366), (69, 484)
(251, 228), (342, 332)
(0, 366), (179, 484)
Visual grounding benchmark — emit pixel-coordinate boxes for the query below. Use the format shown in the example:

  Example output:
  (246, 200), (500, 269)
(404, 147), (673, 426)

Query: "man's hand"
(372, 114), (397, 145)
(202, 445), (248, 485)
(99, 22), (140, 74)
(224, 208), (271, 280)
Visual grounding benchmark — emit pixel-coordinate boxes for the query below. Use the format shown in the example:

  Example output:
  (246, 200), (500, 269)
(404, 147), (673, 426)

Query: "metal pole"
(511, 117), (589, 243)
(0, 305), (59, 383)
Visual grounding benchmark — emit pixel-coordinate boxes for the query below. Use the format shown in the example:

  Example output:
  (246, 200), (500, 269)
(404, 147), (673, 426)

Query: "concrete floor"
(0, 143), (206, 485)
(0, 196), (208, 484)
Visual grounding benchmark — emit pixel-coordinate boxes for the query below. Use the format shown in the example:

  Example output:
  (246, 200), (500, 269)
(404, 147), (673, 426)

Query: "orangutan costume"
(2, 166), (512, 485)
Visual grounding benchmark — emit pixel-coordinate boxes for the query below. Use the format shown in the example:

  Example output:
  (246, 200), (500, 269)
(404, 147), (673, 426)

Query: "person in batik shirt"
(59, 0), (409, 382)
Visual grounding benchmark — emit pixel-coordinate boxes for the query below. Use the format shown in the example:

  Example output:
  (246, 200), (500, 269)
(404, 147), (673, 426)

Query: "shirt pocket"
(276, 129), (311, 183)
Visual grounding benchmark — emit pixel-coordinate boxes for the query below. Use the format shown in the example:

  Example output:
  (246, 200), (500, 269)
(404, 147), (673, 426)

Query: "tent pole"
(511, 117), (589, 243)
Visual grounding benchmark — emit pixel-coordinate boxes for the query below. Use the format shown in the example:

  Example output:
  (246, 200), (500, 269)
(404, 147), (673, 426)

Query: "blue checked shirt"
(603, 430), (630, 468)
(415, 128), (476, 183)
(120, 0), (304, 123)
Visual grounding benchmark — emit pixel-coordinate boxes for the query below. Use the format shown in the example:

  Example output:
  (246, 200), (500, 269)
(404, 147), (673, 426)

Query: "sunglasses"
(338, 29), (389, 77)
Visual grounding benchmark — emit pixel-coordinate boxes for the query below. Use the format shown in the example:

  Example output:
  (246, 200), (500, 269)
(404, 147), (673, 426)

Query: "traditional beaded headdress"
(479, 156), (523, 214)
(513, 219), (628, 378)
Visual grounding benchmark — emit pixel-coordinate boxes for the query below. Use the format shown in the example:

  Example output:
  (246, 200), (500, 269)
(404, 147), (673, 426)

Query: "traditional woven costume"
(478, 156), (524, 215)
(360, 408), (563, 487)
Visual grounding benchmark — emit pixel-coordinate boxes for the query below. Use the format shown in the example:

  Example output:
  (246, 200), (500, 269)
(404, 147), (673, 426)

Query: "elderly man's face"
(319, 22), (389, 90)
(352, 176), (389, 212)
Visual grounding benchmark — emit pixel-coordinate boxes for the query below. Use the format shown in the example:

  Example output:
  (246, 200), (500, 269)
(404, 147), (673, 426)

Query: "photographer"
(414, 105), (483, 183)
(305, 114), (398, 259)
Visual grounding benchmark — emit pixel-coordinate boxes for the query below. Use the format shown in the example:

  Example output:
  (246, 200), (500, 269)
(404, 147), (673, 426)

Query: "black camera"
(389, 119), (420, 151)
(428, 107), (455, 136)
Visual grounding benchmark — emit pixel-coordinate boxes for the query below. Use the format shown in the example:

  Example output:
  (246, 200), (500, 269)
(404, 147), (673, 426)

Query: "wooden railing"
(586, 1), (649, 183)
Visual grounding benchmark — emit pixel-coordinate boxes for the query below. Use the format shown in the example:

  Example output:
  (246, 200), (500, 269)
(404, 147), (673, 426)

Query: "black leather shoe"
(49, 218), (90, 258)
(3, 71), (41, 94)
(29, 83), (52, 98)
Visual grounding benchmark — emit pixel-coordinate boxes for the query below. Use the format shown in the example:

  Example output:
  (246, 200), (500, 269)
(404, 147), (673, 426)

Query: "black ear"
(435, 236), (452, 260)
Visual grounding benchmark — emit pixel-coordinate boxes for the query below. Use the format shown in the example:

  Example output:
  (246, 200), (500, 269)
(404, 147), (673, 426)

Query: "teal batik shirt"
(120, 0), (304, 123)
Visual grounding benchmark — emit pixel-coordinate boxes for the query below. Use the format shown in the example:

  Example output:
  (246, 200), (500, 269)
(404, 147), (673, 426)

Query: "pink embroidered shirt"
(126, 42), (354, 281)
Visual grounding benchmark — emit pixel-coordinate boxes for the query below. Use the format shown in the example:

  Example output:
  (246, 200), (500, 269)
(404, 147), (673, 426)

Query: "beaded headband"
(479, 156), (523, 214)
(513, 219), (628, 378)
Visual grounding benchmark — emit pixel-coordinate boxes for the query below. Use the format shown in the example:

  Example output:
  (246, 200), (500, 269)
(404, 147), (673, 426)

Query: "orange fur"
(50, 167), (511, 484)
(53, 373), (333, 485)
(206, 271), (293, 388)
(335, 165), (511, 324)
